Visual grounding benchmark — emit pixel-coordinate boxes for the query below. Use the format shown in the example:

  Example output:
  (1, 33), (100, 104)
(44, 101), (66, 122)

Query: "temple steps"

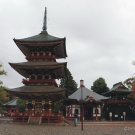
(28, 117), (42, 125)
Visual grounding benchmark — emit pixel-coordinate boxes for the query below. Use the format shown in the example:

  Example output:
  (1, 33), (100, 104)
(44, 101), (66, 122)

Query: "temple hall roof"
(103, 82), (131, 96)
(69, 86), (109, 102)
(3, 98), (18, 106)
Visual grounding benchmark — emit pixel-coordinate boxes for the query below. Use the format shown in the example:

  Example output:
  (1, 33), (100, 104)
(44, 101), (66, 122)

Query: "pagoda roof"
(14, 31), (65, 43)
(69, 86), (109, 102)
(9, 61), (67, 78)
(9, 61), (67, 67)
(13, 8), (67, 59)
(5, 86), (65, 94)
(102, 82), (131, 96)
(3, 98), (18, 106)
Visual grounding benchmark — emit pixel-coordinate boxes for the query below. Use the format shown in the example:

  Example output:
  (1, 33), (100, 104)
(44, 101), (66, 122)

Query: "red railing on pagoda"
(12, 111), (63, 123)
(22, 79), (58, 87)
(26, 56), (56, 61)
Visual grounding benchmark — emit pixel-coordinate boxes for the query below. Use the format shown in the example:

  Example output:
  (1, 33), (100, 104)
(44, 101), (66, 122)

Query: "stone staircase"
(27, 117), (42, 125)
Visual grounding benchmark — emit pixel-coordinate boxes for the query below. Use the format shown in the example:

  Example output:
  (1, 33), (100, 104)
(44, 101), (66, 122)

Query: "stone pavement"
(0, 123), (135, 135)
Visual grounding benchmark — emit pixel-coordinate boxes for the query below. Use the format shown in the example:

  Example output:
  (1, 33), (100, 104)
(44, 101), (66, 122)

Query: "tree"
(0, 63), (6, 85)
(91, 77), (109, 95)
(54, 101), (66, 114)
(0, 86), (10, 111)
(123, 77), (135, 100)
(123, 77), (135, 89)
(59, 68), (78, 96)
(16, 99), (25, 113)
(0, 63), (9, 111)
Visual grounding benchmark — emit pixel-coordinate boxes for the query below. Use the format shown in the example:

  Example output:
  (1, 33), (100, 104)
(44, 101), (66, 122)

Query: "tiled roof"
(3, 98), (18, 106)
(5, 86), (66, 93)
(14, 31), (64, 42)
(9, 61), (67, 67)
(69, 86), (109, 101)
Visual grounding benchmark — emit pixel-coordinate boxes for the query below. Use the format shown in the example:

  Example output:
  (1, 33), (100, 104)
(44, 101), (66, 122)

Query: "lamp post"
(80, 80), (84, 131)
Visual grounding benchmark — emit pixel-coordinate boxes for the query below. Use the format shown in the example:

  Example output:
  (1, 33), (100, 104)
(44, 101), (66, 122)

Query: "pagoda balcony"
(107, 99), (131, 105)
(22, 79), (58, 87)
(26, 56), (56, 61)
(12, 111), (63, 123)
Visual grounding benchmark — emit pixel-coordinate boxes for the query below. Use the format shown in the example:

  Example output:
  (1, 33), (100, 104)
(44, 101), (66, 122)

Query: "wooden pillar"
(96, 106), (98, 121)
(25, 100), (28, 114)
(42, 101), (45, 114)
(71, 105), (73, 117)
(32, 101), (35, 116)
(100, 104), (102, 121)
(49, 101), (52, 113)
(68, 106), (70, 117)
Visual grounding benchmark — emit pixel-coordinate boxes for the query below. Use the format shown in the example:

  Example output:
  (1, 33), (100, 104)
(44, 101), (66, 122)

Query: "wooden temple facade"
(64, 86), (108, 121)
(5, 7), (68, 123)
(103, 82), (134, 120)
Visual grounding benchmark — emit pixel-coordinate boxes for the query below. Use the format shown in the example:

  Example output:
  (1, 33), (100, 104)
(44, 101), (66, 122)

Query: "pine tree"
(59, 68), (77, 96)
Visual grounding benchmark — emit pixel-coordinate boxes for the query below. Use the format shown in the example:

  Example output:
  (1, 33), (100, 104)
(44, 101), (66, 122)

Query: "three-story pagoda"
(6, 8), (67, 123)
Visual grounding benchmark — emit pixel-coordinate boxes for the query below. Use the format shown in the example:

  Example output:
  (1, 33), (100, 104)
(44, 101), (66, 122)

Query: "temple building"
(103, 82), (134, 120)
(64, 86), (108, 121)
(2, 98), (19, 116)
(5, 7), (67, 123)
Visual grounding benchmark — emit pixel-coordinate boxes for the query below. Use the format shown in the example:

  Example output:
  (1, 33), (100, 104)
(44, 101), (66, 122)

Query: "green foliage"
(0, 86), (9, 111)
(54, 101), (66, 113)
(0, 63), (7, 85)
(16, 99), (25, 112)
(91, 77), (109, 94)
(59, 68), (77, 96)
(123, 77), (135, 89)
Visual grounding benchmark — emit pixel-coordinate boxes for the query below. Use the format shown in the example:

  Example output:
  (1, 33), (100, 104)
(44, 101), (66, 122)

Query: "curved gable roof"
(69, 86), (109, 101)
(14, 31), (64, 42)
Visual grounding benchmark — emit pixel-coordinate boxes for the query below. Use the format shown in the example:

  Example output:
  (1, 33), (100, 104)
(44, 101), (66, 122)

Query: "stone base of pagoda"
(12, 112), (63, 124)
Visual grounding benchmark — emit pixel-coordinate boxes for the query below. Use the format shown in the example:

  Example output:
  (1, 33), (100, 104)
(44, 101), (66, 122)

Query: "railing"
(22, 79), (56, 83)
(26, 56), (56, 61)
(12, 116), (29, 123)
(107, 99), (131, 104)
(0, 116), (13, 123)
(42, 116), (62, 123)
(66, 117), (74, 121)
(22, 79), (58, 87)
(12, 112), (63, 123)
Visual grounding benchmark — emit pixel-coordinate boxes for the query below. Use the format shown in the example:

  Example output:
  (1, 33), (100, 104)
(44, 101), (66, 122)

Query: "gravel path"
(0, 124), (135, 135)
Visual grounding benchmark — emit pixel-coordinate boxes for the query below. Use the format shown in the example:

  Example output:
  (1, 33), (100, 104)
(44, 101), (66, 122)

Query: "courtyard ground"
(0, 123), (135, 135)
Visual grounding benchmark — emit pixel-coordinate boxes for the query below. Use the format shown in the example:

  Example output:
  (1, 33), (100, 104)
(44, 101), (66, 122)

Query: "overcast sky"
(0, 0), (135, 89)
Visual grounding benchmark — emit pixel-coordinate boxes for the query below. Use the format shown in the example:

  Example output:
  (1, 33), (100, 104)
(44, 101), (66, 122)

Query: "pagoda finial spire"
(42, 7), (47, 31)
